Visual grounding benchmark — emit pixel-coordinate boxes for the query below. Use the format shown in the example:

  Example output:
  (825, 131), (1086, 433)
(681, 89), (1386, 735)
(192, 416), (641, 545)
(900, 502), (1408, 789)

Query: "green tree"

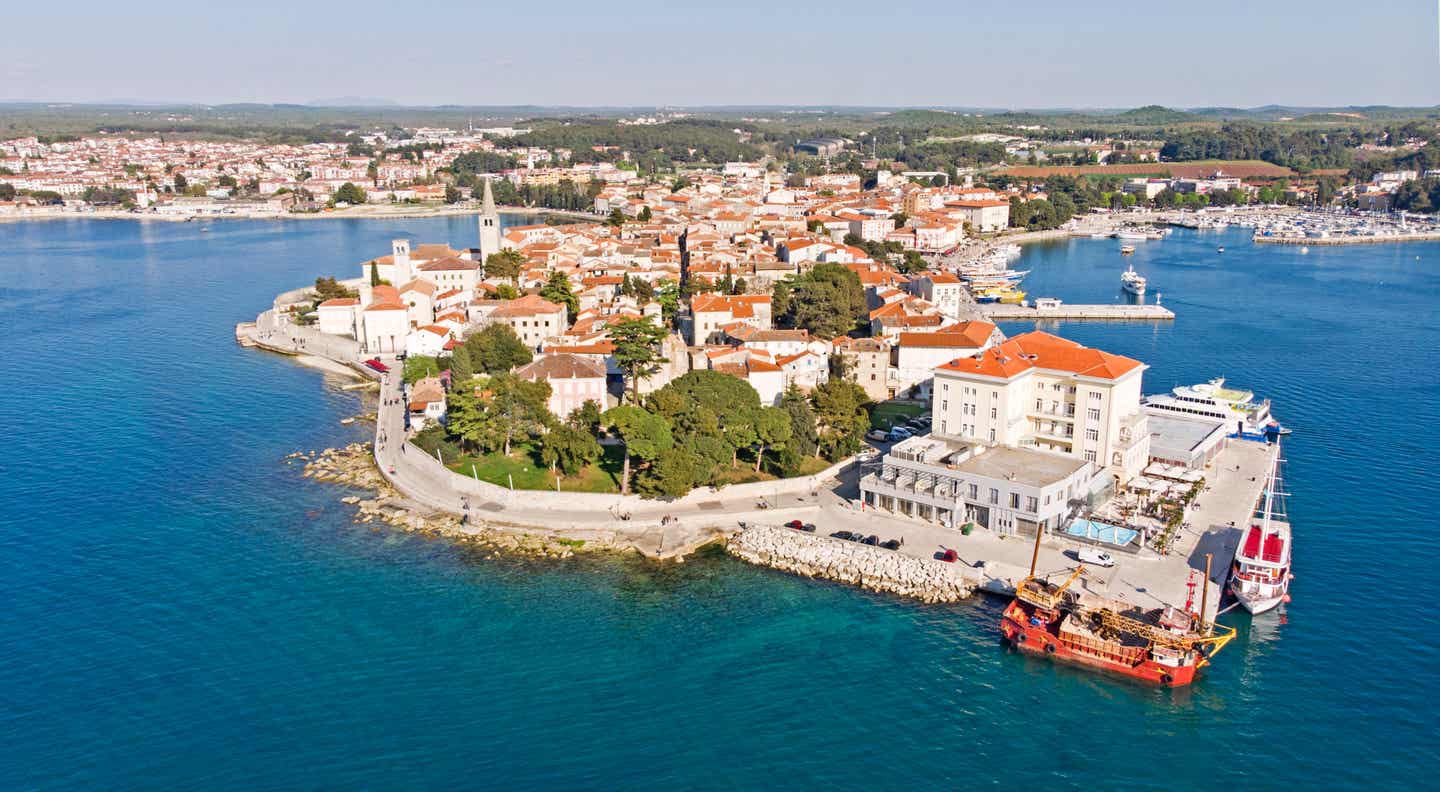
(779, 263), (866, 338)
(484, 248), (525, 284)
(449, 345), (475, 383)
(486, 373), (552, 455)
(898, 250), (927, 274)
(752, 406), (793, 472)
(444, 185), (462, 204)
(464, 323), (532, 374)
(173, 172), (187, 191)
(606, 208), (626, 228)
(539, 423), (601, 478)
(566, 400), (603, 436)
(811, 379), (873, 461)
(334, 182), (367, 205)
(603, 406), (674, 495)
(370, 261), (382, 287)
(609, 316), (668, 404)
(637, 205), (653, 222)
(780, 385), (819, 457)
(651, 370), (763, 468)
(635, 447), (699, 498)
(540, 270), (579, 321)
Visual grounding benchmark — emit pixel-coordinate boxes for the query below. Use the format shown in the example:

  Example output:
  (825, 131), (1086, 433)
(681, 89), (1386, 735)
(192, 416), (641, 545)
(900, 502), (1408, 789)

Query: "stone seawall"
(728, 526), (974, 603)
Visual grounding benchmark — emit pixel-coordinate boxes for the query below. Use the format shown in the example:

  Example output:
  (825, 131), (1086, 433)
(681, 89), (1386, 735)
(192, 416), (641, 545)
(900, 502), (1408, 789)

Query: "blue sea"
(1, 217), (1436, 788)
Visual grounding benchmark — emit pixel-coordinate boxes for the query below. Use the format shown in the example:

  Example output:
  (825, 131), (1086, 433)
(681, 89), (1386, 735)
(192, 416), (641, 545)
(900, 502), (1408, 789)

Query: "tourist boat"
(1121, 264), (1147, 295)
(1229, 449), (1292, 615)
(1141, 377), (1287, 440)
(1120, 245), (1136, 255)
(1216, 246), (1224, 253)
(1000, 535), (1235, 687)
(1116, 229), (1149, 241)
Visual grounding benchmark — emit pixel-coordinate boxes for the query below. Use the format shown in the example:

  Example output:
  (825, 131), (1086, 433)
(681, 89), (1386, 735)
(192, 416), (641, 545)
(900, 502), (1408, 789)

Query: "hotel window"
(1009, 492), (1020, 508)
(990, 408), (997, 419)
(1088, 408), (1100, 420)
(989, 488), (999, 504)
(988, 428), (996, 442)
(1089, 392), (1102, 402)
(969, 483), (978, 499)
(1035, 399), (1042, 411)
(1084, 450), (1097, 462)
(1085, 429), (1099, 441)
(1026, 496), (1038, 513)
(942, 400), (948, 411)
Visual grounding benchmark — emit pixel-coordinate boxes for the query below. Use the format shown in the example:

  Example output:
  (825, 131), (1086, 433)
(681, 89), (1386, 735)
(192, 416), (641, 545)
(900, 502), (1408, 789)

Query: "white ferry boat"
(1141, 377), (1287, 440)
(1229, 449), (1292, 614)
(1116, 229), (1149, 241)
(1121, 264), (1147, 295)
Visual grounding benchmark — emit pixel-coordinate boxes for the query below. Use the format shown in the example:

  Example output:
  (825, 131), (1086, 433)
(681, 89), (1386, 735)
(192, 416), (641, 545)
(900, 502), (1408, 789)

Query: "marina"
(978, 302), (1174, 320)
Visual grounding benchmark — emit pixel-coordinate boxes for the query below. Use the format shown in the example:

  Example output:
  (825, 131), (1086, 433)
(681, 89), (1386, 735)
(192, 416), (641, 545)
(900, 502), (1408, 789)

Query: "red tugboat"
(1000, 530), (1235, 687)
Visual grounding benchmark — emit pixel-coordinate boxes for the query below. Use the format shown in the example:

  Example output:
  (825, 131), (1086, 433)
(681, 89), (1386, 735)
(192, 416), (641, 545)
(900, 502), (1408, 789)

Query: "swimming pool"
(1065, 518), (1139, 547)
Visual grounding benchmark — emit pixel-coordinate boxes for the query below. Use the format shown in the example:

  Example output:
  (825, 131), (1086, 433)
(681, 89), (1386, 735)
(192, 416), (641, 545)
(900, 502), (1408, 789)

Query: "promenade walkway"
(241, 309), (834, 557)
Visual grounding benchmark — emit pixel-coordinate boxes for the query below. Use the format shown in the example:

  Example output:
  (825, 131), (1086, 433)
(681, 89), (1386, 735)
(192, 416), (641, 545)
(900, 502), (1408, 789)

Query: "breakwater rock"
(291, 444), (588, 560)
(727, 526), (973, 603)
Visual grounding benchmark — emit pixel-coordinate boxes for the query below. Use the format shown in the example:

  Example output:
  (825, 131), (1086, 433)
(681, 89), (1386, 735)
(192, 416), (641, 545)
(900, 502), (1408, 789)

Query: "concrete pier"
(979, 303), (1175, 321)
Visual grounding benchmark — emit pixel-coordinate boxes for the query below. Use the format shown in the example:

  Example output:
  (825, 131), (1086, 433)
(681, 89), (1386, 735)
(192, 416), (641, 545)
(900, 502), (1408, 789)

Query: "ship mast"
(1028, 522), (1043, 578)
(1199, 553), (1212, 636)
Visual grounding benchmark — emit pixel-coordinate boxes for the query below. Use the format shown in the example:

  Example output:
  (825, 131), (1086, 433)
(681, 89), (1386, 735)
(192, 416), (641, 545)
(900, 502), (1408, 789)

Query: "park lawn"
(714, 455), (834, 486)
(870, 401), (926, 430)
(447, 443), (624, 494)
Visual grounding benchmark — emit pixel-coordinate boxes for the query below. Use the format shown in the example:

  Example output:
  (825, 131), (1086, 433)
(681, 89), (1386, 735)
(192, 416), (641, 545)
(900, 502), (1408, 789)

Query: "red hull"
(1001, 601), (1199, 687)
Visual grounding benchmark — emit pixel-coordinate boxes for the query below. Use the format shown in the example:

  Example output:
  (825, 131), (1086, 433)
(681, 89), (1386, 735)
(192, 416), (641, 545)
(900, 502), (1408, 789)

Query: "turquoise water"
(1065, 518), (1137, 547)
(2, 218), (1436, 787)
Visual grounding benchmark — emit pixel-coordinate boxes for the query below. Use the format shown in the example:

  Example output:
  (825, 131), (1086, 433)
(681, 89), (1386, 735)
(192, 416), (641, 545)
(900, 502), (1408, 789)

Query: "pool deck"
(809, 438), (1280, 623)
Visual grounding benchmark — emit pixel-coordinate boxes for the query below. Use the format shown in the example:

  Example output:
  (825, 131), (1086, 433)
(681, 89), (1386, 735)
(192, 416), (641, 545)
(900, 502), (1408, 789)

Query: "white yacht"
(1141, 377), (1287, 440)
(1229, 450), (1292, 614)
(1121, 264), (1147, 295)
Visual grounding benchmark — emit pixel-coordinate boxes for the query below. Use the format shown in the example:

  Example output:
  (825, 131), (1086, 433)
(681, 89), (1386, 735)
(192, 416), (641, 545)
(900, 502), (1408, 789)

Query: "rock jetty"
(727, 525), (974, 603)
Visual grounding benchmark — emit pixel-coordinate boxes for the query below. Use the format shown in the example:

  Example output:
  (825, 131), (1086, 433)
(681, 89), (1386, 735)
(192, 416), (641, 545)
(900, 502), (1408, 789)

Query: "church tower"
(477, 176), (501, 263)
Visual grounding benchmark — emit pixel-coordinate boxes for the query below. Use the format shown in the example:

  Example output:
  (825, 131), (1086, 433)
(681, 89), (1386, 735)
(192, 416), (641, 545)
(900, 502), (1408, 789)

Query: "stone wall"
(728, 525), (975, 603)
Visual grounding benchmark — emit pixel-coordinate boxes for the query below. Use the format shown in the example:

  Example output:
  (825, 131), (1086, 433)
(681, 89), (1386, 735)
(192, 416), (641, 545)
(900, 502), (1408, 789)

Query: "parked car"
(940, 548), (958, 563)
(880, 539), (901, 550)
(801, 523), (816, 532)
(1077, 548), (1117, 568)
(867, 429), (889, 441)
(831, 530), (857, 541)
(887, 427), (912, 442)
(862, 535), (879, 546)
(785, 519), (805, 530)
(364, 358), (390, 373)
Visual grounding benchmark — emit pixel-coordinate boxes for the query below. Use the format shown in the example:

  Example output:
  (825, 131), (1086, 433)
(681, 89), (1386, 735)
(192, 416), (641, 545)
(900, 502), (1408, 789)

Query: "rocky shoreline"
(290, 443), (592, 560)
(727, 526), (974, 603)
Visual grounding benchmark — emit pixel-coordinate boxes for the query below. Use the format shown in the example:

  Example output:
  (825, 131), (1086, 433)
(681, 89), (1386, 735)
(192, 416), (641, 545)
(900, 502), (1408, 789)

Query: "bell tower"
(477, 176), (501, 263)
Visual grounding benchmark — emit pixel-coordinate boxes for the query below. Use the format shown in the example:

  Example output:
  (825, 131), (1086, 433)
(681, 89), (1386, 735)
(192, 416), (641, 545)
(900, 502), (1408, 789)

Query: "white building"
(860, 437), (1094, 537)
(931, 331), (1150, 482)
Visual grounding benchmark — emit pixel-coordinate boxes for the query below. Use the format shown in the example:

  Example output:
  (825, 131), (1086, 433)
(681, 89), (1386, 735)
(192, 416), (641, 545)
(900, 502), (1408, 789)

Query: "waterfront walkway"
(242, 309), (835, 557)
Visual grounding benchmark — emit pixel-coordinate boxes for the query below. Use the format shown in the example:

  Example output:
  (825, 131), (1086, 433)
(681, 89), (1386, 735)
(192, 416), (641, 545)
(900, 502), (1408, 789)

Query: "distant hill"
(306, 96), (400, 108)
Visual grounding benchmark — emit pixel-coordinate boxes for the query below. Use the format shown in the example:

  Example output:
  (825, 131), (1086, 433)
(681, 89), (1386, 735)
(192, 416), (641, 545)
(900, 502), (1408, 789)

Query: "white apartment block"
(931, 331), (1150, 482)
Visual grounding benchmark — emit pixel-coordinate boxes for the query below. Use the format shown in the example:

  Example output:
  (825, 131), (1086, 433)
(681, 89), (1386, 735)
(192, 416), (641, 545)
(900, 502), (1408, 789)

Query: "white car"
(1077, 548), (1116, 568)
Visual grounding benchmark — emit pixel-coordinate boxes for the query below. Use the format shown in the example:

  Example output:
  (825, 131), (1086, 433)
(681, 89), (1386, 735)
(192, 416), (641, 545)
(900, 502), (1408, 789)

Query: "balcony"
(1029, 408), (1075, 422)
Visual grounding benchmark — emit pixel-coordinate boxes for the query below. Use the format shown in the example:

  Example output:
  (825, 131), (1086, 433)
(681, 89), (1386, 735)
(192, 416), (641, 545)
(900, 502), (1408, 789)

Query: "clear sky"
(5, 0), (1438, 108)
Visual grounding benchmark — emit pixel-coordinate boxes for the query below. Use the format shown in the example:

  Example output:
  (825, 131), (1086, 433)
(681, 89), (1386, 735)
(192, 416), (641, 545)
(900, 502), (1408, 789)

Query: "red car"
(364, 358), (390, 373)
(941, 549), (958, 563)
(784, 520), (804, 530)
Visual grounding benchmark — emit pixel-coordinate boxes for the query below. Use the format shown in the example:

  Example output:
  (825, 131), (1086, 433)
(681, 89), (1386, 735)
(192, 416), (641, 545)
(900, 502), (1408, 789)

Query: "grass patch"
(447, 443), (625, 494)
(870, 401), (926, 430)
(555, 538), (586, 548)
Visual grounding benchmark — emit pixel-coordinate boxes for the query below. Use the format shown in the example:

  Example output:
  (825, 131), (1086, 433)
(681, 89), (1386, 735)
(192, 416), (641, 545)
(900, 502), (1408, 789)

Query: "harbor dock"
(978, 303), (1174, 321)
